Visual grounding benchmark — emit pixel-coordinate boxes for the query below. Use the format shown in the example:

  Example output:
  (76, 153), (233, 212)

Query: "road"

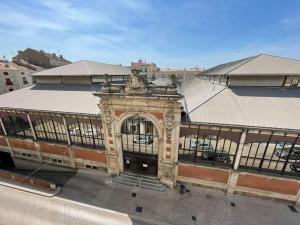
(0, 184), (132, 225)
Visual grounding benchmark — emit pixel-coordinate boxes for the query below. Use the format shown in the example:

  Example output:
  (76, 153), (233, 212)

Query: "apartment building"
(0, 60), (34, 95)
(131, 59), (160, 80)
(156, 67), (203, 83)
(13, 48), (70, 69)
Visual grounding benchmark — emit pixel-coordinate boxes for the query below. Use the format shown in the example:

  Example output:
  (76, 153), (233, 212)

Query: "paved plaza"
(2, 169), (297, 225)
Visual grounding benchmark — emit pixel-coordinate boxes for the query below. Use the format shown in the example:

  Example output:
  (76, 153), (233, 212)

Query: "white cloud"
(280, 13), (300, 28)
(40, 0), (113, 26)
(0, 5), (65, 31)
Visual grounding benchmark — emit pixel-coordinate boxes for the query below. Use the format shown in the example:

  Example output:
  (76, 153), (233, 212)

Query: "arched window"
(2, 113), (32, 138)
(121, 116), (159, 155)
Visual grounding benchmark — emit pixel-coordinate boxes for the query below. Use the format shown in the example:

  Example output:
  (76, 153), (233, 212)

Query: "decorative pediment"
(125, 74), (149, 94)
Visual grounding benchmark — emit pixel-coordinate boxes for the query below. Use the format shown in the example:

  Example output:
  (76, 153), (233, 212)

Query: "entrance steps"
(113, 172), (167, 192)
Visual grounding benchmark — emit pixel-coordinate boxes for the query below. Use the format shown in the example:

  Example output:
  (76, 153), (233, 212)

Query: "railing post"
(0, 118), (7, 136)
(62, 115), (75, 168)
(233, 129), (247, 170)
(62, 116), (71, 146)
(27, 113), (37, 141)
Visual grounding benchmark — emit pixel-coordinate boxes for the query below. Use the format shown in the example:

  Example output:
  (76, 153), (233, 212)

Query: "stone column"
(233, 129), (247, 170)
(114, 132), (124, 173)
(62, 116), (75, 168)
(296, 189), (300, 206)
(227, 171), (239, 194)
(0, 118), (7, 136)
(62, 116), (71, 145)
(27, 113), (37, 141)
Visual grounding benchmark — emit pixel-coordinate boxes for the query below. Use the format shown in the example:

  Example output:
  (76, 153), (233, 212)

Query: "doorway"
(123, 151), (158, 176)
(121, 115), (159, 176)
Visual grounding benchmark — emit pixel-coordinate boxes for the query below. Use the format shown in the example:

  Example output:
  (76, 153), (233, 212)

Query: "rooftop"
(0, 62), (17, 72)
(200, 54), (300, 76)
(0, 84), (100, 115)
(183, 79), (300, 130)
(32, 60), (132, 77)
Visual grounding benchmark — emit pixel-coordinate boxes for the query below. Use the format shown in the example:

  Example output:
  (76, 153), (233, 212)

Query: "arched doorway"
(121, 115), (159, 176)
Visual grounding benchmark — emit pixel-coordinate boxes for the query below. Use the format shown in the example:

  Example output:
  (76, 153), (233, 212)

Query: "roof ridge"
(258, 53), (300, 62)
(224, 54), (260, 75)
(79, 59), (126, 67)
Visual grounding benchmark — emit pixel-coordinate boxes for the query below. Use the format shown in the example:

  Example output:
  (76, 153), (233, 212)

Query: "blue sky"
(1, 0), (300, 68)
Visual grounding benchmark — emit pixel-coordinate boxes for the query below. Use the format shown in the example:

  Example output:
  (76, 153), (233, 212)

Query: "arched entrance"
(121, 115), (159, 176)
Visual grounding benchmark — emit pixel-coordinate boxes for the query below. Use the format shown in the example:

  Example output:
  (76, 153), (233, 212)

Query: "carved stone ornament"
(165, 113), (175, 138)
(104, 109), (112, 132)
(125, 74), (149, 94)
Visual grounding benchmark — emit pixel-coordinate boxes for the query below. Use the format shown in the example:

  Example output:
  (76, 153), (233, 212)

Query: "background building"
(0, 59), (34, 94)
(13, 48), (70, 69)
(156, 67), (203, 83)
(131, 59), (160, 80)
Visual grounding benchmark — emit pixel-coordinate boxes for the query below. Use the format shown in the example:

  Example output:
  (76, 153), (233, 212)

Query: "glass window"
(2, 113), (33, 138)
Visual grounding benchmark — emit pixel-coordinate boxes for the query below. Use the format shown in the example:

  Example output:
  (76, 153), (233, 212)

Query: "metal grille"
(32, 114), (68, 143)
(121, 116), (158, 155)
(239, 132), (300, 176)
(178, 124), (240, 167)
(2, 113), (32, 139)
(67, 116), (104, 149)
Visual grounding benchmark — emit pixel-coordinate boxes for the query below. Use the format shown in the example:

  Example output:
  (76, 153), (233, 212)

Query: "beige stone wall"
(100, 92), (182, 184)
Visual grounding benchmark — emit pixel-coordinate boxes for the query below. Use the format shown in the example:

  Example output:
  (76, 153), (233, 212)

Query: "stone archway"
(97, 74), (182, 186)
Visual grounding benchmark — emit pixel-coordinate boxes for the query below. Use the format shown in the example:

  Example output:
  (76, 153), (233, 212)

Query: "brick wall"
(0, 136), (7, 146)
(236, 173), (300, 196)
(178, 163), (230, 184)
(9, 138), (35, 150)
(39, 142), (69, 156)
(72, 147), (107, 163)
(0, 169), (55, 189)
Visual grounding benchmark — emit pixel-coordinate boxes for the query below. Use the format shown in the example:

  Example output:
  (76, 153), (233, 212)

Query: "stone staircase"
(113, 172), (167, 192)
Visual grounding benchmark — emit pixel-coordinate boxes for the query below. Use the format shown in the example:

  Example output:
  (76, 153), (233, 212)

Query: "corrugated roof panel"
(33, 60), (131, 76)
(200, 54), (300, 76)
(0, 84), (101, 115)
(181, 79), (226, 113)
(188, 86), (300, 130)
(229, 54), (300, 75)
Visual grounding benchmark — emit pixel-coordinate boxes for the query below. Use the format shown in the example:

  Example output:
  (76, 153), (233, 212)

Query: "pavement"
(0, 184), (132, 225)
(0, 170), (300, 225)
(1, 169), (300, 225)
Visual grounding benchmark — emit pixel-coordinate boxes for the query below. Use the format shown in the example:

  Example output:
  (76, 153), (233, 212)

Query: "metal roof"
(200, 54), (300, 76)
(0, 84), (101, 115)
(185, 81), (300, 130)
(32, 60), (132, 77)
(180, 79), (226, 113)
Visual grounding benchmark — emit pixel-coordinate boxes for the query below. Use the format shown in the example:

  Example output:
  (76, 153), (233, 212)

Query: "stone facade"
(97, 74), (182, 186)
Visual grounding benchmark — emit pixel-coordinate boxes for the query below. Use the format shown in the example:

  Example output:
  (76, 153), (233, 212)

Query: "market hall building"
(0, 55), (300, 203)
